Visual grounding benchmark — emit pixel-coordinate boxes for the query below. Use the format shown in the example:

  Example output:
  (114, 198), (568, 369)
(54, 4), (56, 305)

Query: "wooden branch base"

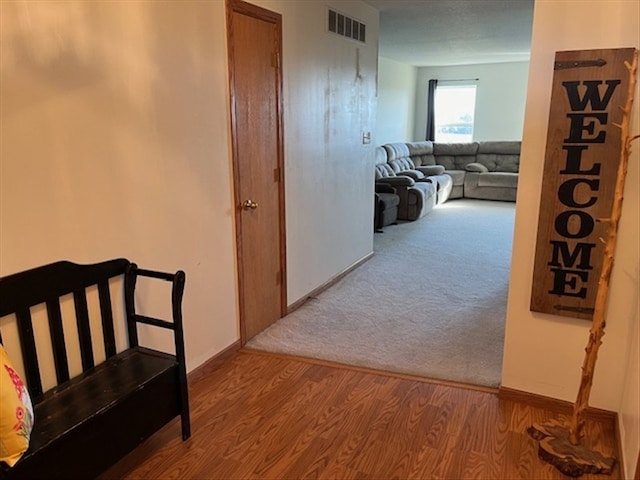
(527, 420), (616, 477)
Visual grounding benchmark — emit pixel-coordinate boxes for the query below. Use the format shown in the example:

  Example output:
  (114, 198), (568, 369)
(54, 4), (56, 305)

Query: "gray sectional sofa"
(374, 146), (437, 221)
(375, 140), (521, 221)
(384, 143), (454, 205)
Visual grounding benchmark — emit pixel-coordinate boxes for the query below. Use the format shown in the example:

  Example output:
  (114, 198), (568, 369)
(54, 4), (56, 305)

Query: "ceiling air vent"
(328, 8), (366, 43)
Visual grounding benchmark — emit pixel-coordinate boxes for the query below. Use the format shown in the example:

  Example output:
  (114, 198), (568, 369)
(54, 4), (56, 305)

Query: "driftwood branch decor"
(528, 49), (638, 477)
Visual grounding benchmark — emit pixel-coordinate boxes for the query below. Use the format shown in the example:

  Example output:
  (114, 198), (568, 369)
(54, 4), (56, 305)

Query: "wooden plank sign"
(530, 48), (635, 320)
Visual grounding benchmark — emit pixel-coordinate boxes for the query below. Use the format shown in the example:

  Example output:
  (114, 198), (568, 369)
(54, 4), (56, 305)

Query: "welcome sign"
(531, 48), (635, 320)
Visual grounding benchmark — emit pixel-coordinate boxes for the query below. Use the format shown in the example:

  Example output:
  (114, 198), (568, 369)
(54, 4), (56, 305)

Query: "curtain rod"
(433, 78), (479, 82)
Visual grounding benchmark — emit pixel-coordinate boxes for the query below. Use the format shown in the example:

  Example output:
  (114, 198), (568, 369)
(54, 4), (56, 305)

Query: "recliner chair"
(374, 146), (436, 221)
(385, 142), (454, 205)
(374, 183), (400, 232)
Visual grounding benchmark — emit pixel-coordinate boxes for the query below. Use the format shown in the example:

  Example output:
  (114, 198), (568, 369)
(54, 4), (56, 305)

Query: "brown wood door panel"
(227, 0), (286, 342)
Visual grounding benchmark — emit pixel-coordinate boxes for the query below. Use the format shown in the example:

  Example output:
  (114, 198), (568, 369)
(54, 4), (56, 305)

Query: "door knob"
(242, 199), (258, 210)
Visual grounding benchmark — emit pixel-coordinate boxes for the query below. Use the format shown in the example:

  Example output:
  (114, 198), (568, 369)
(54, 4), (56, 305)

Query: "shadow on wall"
(1, 1), (157, 114)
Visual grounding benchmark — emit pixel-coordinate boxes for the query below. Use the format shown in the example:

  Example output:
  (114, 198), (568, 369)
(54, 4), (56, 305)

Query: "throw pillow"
(465, 162), (489, 173)
(0, 345), (34, 467)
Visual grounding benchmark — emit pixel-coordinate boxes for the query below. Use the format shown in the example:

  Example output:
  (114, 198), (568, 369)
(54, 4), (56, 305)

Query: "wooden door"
(227, 0), (286, 343)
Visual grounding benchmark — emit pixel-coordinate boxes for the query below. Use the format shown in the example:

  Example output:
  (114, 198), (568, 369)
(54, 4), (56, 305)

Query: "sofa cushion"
(390, 157), (417, 173)
(425, 173), (453, 204)
(476, 141), (521, 173)
(435, 155), (476, 171)
(411, 180), (436, 200)
(384, 143), (419, 175)
(377, 192), (400, 208)
(433, 142), (479, 156)
(383, 143), (411, 162)
(494, 156), (520, 173)
(432, 142), (479, 170)
(476, 153), (520, 172)
(477, 172), (519, 188)
(375, 163), (396, 179)
(375, 146), (388, 166)
(445, 170), (466, 186)
(477, 141), (521, 155)
(406, 141), (436, 166)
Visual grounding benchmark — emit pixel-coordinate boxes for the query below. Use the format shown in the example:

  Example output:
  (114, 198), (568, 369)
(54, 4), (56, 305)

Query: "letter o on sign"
(554, 210), (595, 239)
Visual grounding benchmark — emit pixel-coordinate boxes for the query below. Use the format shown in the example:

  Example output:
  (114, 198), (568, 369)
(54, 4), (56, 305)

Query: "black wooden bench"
(0, 259), (190, 480)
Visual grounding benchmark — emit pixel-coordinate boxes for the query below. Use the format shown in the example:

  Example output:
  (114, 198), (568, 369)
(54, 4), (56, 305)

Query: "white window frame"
(433, 81), (478, 143)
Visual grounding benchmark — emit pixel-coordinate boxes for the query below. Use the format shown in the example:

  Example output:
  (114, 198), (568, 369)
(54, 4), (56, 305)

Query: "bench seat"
(5, 348), (181, 480)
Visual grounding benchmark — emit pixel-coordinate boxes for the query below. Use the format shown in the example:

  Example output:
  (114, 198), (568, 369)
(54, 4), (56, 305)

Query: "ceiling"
(361, 0), (534, 67)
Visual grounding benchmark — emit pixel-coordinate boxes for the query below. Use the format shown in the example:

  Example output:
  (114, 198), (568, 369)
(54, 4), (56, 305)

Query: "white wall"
(501, 1), (639, 477)
(375, 56), (417, 144)
(414, 62), (530, 141)
(0, 1), (238, 372)
(251, 0), (379, 303)
(620, 315), (639, 478)
(0, 0), (378, 372)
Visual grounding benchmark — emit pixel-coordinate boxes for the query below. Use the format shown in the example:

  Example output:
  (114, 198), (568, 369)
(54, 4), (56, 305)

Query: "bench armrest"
(125, 264), (190, 440)
(125, 265), (186, 350)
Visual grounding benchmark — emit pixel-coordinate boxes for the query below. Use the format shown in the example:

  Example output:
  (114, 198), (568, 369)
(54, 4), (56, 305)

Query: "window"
(434, 83), (477, 142)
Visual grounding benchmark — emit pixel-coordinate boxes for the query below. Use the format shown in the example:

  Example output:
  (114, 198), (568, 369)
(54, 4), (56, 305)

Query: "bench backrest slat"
(0, 258), (130, 402)
(15, 308), (43, 401)
(98, 280), (117, 359)
(73, 289), (95, 371)
(45, 299), (70, 384)
(124, 268), (139, 348)
(0, 259), (129, 317)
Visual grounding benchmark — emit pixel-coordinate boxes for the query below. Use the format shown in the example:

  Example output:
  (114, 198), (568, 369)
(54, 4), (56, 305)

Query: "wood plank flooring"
(100, 350), (621, 480)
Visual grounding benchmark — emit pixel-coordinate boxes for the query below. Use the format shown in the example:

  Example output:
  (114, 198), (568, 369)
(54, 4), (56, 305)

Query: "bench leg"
(180, 382), (191, 440)
(181, 411), (191, 440)
(178, 364), (191, 440)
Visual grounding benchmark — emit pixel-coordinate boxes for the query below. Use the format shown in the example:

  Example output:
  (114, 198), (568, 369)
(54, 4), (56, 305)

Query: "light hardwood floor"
(101, 350), (620, 480)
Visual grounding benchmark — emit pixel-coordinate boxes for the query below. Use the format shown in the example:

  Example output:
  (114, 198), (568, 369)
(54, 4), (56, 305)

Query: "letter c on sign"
(558, 178), (600, 208)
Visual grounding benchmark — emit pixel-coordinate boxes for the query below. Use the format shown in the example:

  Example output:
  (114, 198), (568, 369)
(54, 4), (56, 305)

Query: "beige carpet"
(247, 199), (515, 387)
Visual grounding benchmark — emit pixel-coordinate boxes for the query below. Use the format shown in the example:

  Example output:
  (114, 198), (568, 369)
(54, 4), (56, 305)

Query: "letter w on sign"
(530, 48), (635, 320)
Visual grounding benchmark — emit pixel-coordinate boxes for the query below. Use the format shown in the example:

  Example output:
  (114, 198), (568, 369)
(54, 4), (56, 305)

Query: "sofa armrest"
(377, 176), (415, 187)
(398, 169), (425, 181)
(375, 183), (396, 194)
(416, 165), (445, 176)
(465, 162), (489, 173)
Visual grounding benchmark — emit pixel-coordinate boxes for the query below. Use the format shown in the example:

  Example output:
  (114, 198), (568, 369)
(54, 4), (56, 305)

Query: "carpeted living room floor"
(247, 199), (515, 388)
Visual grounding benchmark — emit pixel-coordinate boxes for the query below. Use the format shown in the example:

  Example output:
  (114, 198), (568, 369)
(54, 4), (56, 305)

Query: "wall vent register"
(328, 8), (366, 43)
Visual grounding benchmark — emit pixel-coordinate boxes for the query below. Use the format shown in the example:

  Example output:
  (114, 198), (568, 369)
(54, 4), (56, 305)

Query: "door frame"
(226, 0), (287, 345)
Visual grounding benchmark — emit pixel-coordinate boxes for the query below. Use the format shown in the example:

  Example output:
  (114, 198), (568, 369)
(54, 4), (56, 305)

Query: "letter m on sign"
(530, 47), (634, 321)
